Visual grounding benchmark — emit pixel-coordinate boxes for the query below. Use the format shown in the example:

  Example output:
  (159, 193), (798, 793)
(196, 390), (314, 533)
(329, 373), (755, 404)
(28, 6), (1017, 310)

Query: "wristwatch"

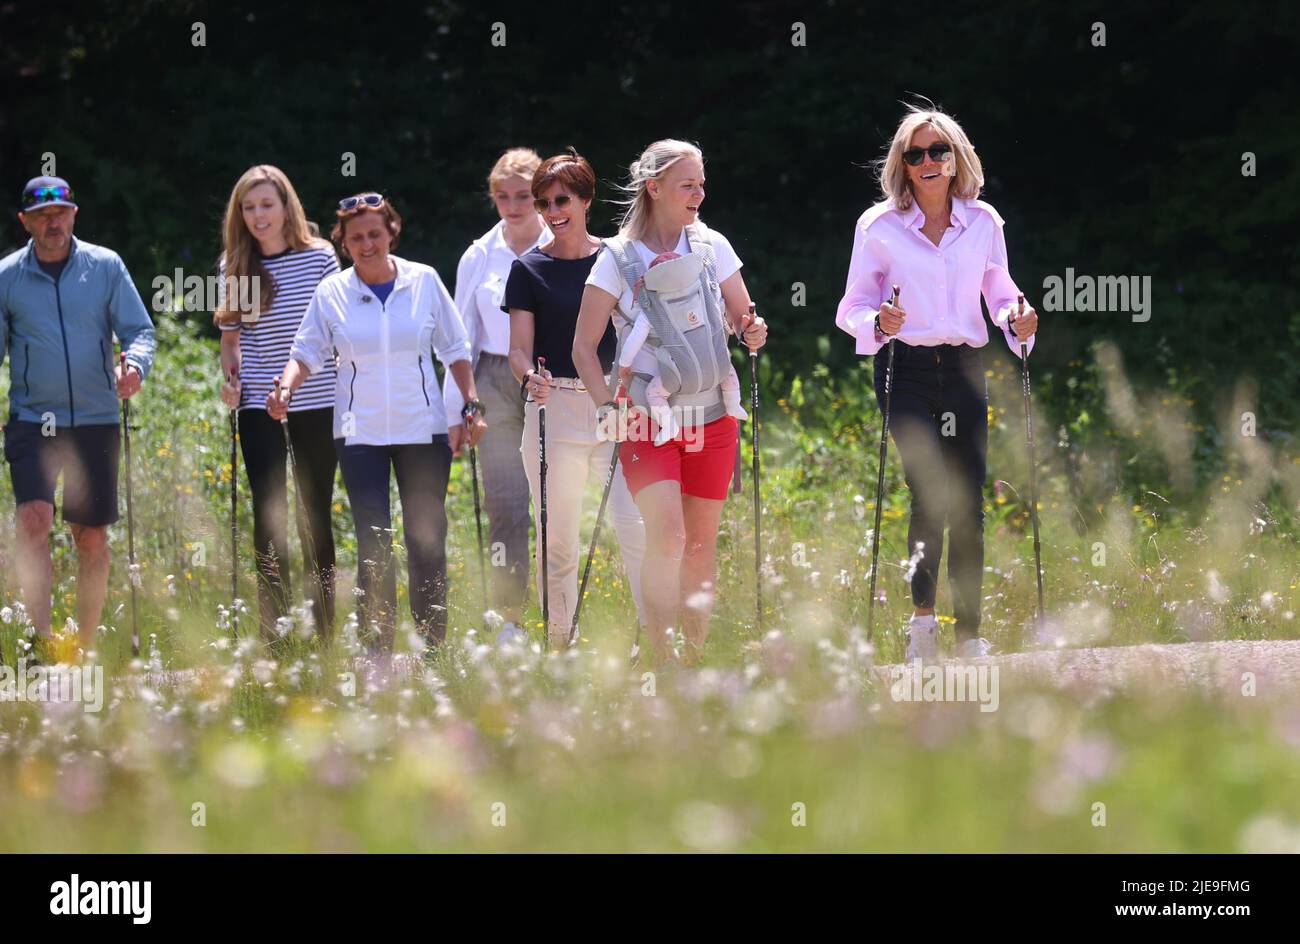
(461, 398), (485, 421)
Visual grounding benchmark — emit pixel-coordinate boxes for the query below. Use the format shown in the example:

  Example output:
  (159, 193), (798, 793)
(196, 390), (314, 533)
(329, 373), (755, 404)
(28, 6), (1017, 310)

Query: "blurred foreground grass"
(2, 317), (1299, 852)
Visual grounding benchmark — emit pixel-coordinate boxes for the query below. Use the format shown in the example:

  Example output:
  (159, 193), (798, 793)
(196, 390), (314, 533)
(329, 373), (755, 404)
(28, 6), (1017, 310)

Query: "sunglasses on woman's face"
(534, 194), (574, 213)
(902, 144), (953, 166)
(339, 193), (384, 211)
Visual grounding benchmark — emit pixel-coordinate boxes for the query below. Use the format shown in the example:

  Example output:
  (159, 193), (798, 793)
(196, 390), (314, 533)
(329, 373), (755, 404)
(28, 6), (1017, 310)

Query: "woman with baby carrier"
(834, 105), (1039, 660)
(508, 150), (647, 651)
(573, 139), (768, 666)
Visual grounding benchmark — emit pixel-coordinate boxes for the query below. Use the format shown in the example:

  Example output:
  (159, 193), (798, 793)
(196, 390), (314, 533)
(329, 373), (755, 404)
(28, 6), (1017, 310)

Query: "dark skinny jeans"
(336, 435), (452, 651)
(874, 342), (988, 640)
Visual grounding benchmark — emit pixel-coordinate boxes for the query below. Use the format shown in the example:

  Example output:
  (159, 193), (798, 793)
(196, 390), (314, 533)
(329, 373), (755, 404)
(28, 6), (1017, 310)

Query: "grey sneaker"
(905, 614), (939, 661)
(954, 637), (995, 659)
(495, 622), (528, 647)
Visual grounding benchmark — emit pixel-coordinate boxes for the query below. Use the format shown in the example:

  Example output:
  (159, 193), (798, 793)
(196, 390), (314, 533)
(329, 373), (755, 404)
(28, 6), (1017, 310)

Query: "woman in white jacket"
(270, 194), (486, 653)
(444, 149), (548, 643)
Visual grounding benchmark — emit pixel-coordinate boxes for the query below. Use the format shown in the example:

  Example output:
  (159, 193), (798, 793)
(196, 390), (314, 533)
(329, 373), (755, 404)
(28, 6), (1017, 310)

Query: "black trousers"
(874, 342), (988, 640)
(238, 407), (338, 640)
(336, 435), (452, 651)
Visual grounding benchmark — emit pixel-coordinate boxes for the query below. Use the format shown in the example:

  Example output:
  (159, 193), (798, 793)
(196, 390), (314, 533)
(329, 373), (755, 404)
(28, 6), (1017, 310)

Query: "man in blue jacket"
(0, 176), (156, 655)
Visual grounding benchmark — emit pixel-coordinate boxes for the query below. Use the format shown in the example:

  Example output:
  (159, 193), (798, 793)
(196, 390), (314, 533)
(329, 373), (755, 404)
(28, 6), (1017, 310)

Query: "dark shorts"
(3, 418), (120, 526)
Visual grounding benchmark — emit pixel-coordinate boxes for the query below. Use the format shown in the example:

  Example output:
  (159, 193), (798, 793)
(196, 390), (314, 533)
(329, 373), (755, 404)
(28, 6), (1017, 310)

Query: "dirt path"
(116, 639), (1300, 704)
(873, 639), (1300, 700)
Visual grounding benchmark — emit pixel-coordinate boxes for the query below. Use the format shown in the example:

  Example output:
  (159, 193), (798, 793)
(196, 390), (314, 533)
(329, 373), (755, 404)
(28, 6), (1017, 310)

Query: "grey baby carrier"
(603, 223), (732, 427)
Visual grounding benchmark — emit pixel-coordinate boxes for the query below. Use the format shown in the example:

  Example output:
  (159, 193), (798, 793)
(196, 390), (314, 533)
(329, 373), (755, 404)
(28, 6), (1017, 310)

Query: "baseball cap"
(21, 176), (77, 211)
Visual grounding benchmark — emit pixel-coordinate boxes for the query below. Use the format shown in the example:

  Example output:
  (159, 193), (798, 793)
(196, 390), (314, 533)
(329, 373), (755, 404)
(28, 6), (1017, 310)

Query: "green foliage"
(2, 0), (1300, 855)
(1, 271), (1299, 853)
(2, 1), (1298, 434)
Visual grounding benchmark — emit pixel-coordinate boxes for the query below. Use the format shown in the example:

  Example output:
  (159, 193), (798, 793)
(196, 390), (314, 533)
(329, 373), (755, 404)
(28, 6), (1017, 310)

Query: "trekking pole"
(228, 367), (240, 642)
(536, 357), (550, 647)
(570, 382), (626, 648)
(866, 284), (900, 643)
(273, 377), (319, 629)
(468, 442), (489, 618)
(1014, 294), (1046, 623)
(119, 353), (140, 658)
(746, 302), (762, 633)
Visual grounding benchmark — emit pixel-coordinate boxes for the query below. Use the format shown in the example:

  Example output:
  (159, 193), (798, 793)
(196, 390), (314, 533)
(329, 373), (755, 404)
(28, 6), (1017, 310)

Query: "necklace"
(506, 219), (542, 257)
(643, 229), (679, 255)
(923, 206), (950, 228)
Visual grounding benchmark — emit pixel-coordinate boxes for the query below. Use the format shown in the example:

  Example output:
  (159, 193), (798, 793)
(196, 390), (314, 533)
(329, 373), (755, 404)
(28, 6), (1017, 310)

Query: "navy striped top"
(219, 244), (339, 412)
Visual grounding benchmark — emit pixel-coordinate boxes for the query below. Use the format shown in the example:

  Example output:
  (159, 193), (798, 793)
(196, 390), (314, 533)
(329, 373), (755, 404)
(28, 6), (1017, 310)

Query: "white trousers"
(521, 388), (647, 641)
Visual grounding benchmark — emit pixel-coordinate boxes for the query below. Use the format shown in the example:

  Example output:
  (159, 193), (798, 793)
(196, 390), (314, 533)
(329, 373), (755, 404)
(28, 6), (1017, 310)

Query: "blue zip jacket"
(0, 237), (156, 427)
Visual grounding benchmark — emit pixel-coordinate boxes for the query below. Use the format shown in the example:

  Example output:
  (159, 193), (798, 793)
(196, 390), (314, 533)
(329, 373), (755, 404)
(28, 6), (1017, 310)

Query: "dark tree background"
(2, 0), (1297, 436)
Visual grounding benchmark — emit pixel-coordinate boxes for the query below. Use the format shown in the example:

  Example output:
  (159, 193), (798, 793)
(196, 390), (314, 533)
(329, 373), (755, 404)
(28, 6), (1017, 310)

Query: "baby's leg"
(646, 375), (679, 445)
(722, 364), (748, 421)
(619, 317), (650, 368)
(616, 317), (650, 395)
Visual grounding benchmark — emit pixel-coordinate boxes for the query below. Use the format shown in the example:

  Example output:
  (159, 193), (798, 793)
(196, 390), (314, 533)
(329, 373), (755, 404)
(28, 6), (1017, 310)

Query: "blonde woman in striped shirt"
(216, 165), (340, 643)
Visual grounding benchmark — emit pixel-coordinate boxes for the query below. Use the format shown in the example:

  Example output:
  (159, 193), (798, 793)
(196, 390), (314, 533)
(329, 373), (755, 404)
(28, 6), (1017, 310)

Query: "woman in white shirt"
(835, 106), (1039, 661)
(269, 194), (486, 654)
(573, 140), (768, 666)
(445, 149), (548, 643)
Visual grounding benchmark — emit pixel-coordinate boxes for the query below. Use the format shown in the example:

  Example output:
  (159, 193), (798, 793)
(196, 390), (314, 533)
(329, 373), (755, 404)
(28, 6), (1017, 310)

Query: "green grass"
(2, 315), (1299, 852)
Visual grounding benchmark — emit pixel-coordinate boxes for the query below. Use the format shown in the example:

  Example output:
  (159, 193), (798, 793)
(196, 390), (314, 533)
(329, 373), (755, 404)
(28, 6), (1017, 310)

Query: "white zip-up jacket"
(291, 256), (471, 446)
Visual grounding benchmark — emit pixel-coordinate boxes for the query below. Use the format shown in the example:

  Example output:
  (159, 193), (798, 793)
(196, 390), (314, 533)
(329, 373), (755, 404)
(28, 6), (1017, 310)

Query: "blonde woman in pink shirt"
(836, 105), (1039, 661)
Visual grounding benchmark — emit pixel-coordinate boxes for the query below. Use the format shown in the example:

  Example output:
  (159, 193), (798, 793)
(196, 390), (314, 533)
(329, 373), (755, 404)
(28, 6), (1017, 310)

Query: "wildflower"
(1206, 570), (1229, 604)
(901, 542), (926, 583)
(684, 589), (715, 611)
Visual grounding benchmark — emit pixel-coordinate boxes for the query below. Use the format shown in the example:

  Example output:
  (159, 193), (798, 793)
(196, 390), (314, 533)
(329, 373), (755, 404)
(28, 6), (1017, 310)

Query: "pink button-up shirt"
(835, 196), (1034, 358)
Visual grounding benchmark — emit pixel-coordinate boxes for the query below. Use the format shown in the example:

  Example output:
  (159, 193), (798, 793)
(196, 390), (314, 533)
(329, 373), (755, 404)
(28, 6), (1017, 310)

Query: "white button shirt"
(443, 218), (548, 421)
(835, 197), (1034, 358)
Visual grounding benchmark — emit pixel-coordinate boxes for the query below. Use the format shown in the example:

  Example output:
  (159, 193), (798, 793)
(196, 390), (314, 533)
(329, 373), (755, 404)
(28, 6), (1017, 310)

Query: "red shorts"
(619, 414), (738, 500)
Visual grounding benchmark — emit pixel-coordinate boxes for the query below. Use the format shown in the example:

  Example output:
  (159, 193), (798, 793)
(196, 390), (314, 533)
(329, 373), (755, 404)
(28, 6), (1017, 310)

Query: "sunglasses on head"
(534, 194), (575, 213)
(339, 193), (384, 211)
(23, 185), (74, 209)
(902, 143), (953, 166)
